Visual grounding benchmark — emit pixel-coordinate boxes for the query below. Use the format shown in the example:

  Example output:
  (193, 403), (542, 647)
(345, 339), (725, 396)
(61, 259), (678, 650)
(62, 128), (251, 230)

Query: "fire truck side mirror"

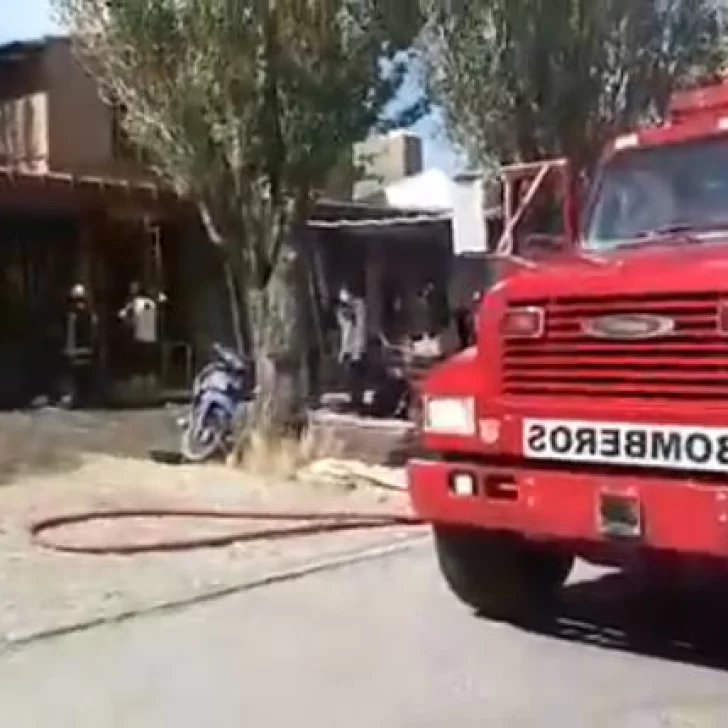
(495, 157), (580, 259)
(520, 233), (569, 260)
(562, 164), (581, 246)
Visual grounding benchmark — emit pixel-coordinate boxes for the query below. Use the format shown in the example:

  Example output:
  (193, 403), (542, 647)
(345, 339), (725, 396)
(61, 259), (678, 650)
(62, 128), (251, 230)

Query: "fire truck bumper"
(407, 458), (728, 558)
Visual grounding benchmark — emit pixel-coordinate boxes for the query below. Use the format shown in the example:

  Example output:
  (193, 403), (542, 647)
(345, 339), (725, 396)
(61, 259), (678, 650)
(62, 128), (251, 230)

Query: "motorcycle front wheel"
(180, 415), (226, 463)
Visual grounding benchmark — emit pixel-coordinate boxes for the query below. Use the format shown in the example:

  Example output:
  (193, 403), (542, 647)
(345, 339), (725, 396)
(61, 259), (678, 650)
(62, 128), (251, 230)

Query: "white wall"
(384, 168), (453, 210)
(451, 177), (487, 254)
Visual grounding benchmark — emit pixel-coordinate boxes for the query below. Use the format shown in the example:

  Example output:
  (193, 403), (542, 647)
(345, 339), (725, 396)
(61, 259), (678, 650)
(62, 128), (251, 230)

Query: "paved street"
(2, 542), (728, 727)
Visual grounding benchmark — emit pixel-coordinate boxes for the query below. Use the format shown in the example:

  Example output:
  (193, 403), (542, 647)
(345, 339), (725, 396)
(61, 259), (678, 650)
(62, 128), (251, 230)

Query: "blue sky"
(3, 0), (460, 172)
(2, 0), (60, 44)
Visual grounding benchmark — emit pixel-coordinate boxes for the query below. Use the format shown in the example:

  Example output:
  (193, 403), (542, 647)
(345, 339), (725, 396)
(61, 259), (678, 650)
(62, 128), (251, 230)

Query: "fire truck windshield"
(584, 135), (728, 251)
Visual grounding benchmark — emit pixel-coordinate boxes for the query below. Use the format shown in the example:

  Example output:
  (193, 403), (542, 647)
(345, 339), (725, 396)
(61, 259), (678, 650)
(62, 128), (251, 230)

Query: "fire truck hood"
(500, 238), (728, 300)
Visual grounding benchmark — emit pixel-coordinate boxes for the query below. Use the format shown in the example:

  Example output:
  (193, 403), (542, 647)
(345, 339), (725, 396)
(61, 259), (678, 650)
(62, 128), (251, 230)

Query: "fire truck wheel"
(433, 527), (574, 621)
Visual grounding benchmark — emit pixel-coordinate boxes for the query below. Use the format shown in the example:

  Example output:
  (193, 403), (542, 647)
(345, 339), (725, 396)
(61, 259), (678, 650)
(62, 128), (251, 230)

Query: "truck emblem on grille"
(582, 313), (675, 340)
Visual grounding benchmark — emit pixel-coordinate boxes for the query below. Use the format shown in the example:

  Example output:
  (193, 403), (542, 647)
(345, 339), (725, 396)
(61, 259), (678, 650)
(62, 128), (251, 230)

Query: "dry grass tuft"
(230, 425), (344, 481)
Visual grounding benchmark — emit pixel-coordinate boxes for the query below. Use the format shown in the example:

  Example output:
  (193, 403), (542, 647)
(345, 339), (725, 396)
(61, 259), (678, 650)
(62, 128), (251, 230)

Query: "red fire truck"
(408, 81), (728, 619)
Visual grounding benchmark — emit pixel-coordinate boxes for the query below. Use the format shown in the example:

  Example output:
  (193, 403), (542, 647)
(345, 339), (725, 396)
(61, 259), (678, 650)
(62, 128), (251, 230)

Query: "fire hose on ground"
(29, 507), (425, 555)
(28, 460), (425, 556)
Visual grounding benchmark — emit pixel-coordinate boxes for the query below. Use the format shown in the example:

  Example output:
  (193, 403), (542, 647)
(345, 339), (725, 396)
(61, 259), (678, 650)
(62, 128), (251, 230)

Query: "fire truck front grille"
(502, 292), (728, 400)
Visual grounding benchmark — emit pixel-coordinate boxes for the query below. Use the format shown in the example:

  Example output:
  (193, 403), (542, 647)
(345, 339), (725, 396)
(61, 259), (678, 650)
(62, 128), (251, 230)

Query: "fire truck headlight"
(423, 397), (476, 436)
(501, 306), (545, 339)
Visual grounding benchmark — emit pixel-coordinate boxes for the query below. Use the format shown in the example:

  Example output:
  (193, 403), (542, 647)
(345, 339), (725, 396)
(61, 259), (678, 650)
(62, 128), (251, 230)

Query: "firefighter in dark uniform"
(62, 283), (98, 407)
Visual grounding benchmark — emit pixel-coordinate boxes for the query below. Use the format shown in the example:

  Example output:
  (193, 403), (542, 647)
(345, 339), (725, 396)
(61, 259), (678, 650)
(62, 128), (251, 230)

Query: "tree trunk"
(246, 238), (308, 436)
(223, 259), (246, 357)
(221, 243), (255, 364)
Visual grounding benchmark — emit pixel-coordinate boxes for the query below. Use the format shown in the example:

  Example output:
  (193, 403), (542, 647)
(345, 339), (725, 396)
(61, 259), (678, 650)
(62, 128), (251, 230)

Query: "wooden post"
(144, 215), (166, 387)
(84, 210), (109, 383)
(76, 217), (93, 291)
(366, 240), (384, 336)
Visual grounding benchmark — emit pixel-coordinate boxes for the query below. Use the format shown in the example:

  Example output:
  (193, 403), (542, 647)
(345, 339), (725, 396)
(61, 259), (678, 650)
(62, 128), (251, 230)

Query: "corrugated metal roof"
(310, 198), (450, 227)
(0, 36), (67, 63)
(0, 166), (161, 193)
(0, 167), (449, 227)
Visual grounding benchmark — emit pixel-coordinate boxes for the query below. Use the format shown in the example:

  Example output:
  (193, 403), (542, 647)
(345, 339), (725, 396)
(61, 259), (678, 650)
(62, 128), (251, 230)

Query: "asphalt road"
(2, 542), (728, 727)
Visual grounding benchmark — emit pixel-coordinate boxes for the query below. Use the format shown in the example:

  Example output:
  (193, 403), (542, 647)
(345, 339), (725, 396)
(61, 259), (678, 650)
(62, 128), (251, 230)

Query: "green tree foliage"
(53, 0), (425, 428)
(423, 0), (727, 169)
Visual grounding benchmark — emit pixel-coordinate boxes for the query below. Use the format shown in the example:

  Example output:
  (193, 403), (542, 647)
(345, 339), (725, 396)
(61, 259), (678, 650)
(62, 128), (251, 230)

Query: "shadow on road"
(0, 405), (410, 486)
(513, 572), (728, 672)
(0, 407), (182, 486)
(0, 425), (83, 486)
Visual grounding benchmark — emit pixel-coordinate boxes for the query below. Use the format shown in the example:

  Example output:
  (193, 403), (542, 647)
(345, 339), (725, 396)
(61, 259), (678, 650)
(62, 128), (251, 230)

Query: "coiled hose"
(30, 507), (424, 555)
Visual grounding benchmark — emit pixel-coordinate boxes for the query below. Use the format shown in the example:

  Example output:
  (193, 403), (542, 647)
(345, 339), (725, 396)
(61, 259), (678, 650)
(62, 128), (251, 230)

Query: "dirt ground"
(0, 407), (421, 644)
(0, 406), (184, 485)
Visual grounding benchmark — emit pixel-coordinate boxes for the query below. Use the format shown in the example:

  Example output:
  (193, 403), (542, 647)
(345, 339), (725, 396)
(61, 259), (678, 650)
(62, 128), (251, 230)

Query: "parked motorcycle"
(180, 343), (249, 463)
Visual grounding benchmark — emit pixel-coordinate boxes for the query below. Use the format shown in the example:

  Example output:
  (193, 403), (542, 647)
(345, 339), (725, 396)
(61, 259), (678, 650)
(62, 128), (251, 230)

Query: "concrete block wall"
(353, 131), (423, 200)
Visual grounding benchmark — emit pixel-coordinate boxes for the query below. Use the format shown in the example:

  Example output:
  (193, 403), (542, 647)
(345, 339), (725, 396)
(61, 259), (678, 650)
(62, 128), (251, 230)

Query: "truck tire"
(433, 527), (574, 621)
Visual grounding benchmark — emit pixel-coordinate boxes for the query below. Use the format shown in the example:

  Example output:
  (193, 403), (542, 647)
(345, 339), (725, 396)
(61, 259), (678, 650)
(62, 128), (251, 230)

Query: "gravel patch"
(0, 456), (420, 642)
(0, 408), (421, 643)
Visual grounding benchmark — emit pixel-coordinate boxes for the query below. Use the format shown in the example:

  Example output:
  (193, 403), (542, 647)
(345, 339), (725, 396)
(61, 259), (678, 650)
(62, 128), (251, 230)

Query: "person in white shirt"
(336, 285), (367, 412)
(119, 282), (162, 387)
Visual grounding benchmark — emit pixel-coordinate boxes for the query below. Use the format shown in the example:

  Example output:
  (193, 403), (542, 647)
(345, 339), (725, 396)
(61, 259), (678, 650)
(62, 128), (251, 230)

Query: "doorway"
(0, 214), (77, 405)
(93, 217), (193, 396)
